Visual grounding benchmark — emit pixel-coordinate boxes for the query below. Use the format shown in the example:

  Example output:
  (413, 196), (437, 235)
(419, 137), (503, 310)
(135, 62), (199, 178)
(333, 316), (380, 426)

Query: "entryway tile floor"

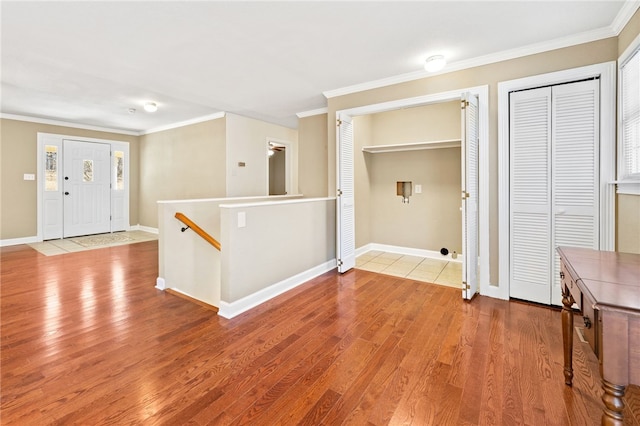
(356, 251), (462, 289)
(28, 230), (158, 256)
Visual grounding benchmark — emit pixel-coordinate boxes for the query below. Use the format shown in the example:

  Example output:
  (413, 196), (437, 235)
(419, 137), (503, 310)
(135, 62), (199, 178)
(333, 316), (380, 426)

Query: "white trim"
(0, 113), (139, 136)
(336, 85), (491, 297)
(218, 259), (336, 319)
(0, 236), (39, 247)
(37, 133), (132, 241)
(136, 225), (159, 234)
(324, 28), (617, 99)
(498, 61), (617, 302)
(616, 182), (640, 195)
(140, 112), (225, 135)
(358, 243), (463, 263)
(155, 277), (166, 290)
(296, 107), (328, 118)
(611, 1), (640, 35)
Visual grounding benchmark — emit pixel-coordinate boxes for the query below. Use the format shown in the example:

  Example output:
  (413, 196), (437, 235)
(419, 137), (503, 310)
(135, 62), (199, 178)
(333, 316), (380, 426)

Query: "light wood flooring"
(1, 241), (638, 425)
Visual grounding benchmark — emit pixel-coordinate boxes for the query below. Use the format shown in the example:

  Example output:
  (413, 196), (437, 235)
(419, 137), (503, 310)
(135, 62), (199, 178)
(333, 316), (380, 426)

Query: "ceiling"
(1, 1), (636, 134)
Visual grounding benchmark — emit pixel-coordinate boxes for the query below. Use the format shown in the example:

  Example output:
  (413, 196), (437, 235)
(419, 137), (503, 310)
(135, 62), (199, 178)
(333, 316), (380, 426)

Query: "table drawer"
(581, 300), (598, 356)
(560, 261), (581, 310)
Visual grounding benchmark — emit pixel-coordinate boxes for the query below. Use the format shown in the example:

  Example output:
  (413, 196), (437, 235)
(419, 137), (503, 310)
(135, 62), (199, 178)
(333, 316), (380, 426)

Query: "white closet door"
(461, 93), (479, 299)
(336, 114), (355, 273)
(509, 87), (552, 304)
(550, 79), (600, 305)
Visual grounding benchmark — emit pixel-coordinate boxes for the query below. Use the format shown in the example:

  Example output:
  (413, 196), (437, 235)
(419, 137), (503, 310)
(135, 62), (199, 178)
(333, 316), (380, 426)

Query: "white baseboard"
(156, 277), (166, 290)
(218, 259), (336, 319)
(130, 225), (159, 234)
(0, 236), (39, 247)
(356, 243), (463, 263)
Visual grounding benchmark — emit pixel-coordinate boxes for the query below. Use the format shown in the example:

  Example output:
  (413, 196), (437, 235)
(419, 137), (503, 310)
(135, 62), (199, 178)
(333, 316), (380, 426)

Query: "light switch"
(237, 212), (246, 228)
(415, 184), (422, 194)
(23, 173), (35, 181)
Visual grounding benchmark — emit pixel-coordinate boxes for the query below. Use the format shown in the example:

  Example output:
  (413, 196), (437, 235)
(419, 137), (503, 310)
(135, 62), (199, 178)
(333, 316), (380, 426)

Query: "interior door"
(63, 140), (111, 238)
(461, 93), (479, 299)
(509, 80), (600, 305)
(336, 114), (356, 273)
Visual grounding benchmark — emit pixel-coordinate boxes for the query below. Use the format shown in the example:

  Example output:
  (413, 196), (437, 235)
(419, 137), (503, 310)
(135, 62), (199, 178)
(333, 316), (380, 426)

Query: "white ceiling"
(1, 1), (637, 134)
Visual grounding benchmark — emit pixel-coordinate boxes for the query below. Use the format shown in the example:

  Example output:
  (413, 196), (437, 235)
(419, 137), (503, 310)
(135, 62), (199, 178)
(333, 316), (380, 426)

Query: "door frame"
(335, 85), (490, 296)
(497, 61), (616, 302)
(36, 133), (130, 241)
(265, 137), (292, 196)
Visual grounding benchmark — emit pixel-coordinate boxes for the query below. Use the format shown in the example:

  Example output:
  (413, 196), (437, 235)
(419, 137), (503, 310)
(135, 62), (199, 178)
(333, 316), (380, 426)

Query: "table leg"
(601, 379), (625, 425)
(561, 284), (574, 386)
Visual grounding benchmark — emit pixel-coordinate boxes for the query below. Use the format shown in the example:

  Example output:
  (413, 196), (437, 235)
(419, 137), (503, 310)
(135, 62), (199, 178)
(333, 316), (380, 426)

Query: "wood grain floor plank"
(2, 243), (638, 425)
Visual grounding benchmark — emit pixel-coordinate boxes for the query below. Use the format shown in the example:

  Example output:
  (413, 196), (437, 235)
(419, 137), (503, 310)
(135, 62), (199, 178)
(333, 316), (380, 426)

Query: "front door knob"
(64, 192), (69, 195)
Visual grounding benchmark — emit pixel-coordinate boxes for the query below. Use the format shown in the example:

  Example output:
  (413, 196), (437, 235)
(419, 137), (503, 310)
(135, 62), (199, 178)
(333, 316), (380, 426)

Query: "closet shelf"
(361, 139), (461, 153)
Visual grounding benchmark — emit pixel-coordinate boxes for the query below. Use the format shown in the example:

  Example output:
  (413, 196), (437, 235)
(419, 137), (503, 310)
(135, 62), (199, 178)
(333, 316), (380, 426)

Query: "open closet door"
(461, 93), (479, 299)
(336, 113), (355, 273)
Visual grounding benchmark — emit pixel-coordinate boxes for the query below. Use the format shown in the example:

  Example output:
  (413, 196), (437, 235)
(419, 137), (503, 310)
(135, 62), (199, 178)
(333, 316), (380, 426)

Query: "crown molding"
(324, 25), (618, 99)
(296, 107), (328, 118)
(611, 1), (640, 35)
(0, 113), (140, 136)
(140, 112), (226, 135)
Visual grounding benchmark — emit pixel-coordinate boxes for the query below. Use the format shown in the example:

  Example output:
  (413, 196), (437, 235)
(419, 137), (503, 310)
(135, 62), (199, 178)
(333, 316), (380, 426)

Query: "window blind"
(621, 47), (640, 179)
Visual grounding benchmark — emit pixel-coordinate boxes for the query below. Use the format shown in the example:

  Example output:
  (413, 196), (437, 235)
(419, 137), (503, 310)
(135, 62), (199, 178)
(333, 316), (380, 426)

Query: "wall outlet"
(415, 184), (422, 194)
(23, 173), (35, 181)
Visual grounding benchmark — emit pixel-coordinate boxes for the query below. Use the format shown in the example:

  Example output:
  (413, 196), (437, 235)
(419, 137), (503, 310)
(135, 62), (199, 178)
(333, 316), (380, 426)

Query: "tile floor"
(28, 230), (158, 256)
(356, 250), (462, 289)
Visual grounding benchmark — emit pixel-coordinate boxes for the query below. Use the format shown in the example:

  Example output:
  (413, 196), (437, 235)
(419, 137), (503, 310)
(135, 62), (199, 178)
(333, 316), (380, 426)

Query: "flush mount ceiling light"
(144, 102), (158, 113)
(424, 55), (446, 72)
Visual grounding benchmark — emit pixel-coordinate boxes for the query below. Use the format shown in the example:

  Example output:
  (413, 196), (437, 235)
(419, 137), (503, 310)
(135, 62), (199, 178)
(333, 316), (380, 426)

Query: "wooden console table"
(558, 246), (640, 425)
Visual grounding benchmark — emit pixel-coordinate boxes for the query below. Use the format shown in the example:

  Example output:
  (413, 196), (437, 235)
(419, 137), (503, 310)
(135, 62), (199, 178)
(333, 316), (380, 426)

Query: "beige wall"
(225, 113), (298, 197)
(297, 114), (328, 197)
(354, 101), (462, 252)
(138, 118), (226, 229)
(326, 37), (619, 284)
(0, 118), (139, 240)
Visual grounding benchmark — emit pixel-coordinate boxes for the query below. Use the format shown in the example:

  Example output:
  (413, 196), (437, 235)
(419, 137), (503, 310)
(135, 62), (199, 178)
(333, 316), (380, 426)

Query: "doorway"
(266, 138), (291, 196)
(336, 86), (489, 300)
(37, 133), (130, 241)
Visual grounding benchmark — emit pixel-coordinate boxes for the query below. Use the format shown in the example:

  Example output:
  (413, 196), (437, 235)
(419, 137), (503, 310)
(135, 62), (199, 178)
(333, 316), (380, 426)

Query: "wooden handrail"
(174, 212), (221, 251)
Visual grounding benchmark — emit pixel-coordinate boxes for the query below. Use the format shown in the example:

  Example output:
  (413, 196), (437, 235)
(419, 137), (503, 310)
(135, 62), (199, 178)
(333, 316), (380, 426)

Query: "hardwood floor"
(1, 241), (638, 425)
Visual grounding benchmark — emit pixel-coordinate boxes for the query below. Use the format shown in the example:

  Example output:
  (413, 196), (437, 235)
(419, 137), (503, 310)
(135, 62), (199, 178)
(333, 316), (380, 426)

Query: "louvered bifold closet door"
(550, 80), (599, 306)
(509, 87), (552, 304)
(337, 114), (356, 273)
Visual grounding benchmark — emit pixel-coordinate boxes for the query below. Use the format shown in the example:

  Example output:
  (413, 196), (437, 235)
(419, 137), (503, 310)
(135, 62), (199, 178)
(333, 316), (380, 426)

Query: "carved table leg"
(601, 379), (625, 425)
(561, 284), (574, 386)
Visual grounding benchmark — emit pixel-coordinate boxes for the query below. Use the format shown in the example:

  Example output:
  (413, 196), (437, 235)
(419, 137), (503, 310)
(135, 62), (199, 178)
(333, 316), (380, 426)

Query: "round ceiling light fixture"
(144, 102), (158, 113)
(424, 55), (446, 72)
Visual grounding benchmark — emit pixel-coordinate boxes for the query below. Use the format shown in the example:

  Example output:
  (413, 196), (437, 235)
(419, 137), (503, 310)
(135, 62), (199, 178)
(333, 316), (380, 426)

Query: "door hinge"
(461, 100), (469, 110)
(338, 259), (343, 266)
(462, 281), (470, 290)
(337, 119), (342, 127)
(462, 191), (469, 199)
(337, 189), (343, 196)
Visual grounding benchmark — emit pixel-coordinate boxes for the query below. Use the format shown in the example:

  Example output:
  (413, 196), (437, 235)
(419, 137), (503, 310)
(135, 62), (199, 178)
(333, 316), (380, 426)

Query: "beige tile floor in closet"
(356, 250), (462, 289)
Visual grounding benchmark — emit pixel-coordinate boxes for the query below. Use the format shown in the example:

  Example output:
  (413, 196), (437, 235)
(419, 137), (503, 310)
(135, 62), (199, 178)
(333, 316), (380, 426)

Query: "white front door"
(63, 140), (111, 238)
(461, 93), (479, 300)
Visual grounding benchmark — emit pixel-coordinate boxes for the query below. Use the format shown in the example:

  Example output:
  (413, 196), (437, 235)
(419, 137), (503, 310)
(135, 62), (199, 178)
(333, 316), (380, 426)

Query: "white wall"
(219, 198), (336, 318)
(157, 195), (302, 307)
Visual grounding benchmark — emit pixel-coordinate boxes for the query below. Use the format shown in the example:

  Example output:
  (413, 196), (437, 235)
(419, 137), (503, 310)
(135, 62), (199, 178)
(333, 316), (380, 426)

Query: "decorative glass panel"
(45, 145), (58, 191)
(83, 160), (93, 182)
(114, 151), (124, 190)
